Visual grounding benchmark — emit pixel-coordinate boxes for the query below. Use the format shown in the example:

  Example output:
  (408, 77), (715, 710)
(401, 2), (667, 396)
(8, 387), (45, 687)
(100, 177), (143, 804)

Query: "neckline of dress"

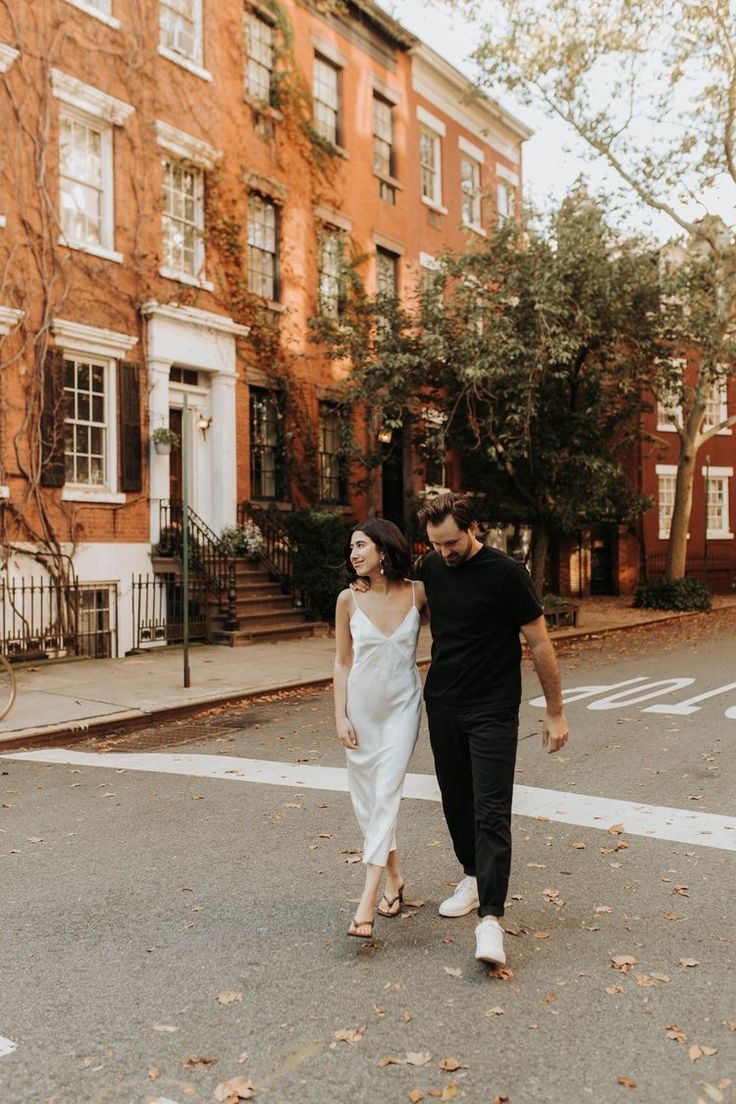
(352, 604), (417, 640)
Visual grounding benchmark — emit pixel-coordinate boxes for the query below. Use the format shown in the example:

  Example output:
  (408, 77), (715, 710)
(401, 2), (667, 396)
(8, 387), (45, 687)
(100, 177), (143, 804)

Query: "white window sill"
(658, 530), (691, 540)
(707, 427), (733, 436)
(0, 485), (9, 499)
(421, 196), (447, 215)
(706, 530), (734, 540)
(64, 0), (122, 29)
(462, 221), (487, 238)
(157, 45), (212, 82)
(62, 489), (126, 504)
(656, 423), (677, 432)
(159, 266), (214, 292)
(0, 215), (6, 229)
(58, 237), (124, 264)
(243, 94), (283, 121)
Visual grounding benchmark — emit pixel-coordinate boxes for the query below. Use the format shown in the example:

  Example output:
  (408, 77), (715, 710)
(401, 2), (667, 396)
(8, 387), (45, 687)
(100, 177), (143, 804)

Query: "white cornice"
(51, 318), (138, 358)
(51, 69), (134, 125)
(154, 120), (221, 170)
(142, 301), (250, 337)
(0, 306), (24, 336)
(0, 43), (20, 73)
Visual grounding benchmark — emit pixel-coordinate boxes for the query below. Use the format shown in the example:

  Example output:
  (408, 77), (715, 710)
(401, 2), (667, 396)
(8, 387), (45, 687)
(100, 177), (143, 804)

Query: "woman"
(334, 518), (427, 938)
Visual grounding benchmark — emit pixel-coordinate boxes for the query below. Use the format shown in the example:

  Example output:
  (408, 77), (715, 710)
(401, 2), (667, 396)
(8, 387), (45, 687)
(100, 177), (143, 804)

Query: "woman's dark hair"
(344, 518), (411, 582)
(417, 492), (476, 532)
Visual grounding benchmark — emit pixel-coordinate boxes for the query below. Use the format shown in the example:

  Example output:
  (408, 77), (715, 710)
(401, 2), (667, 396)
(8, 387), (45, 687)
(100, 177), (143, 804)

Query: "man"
(417, 492), (569, 967)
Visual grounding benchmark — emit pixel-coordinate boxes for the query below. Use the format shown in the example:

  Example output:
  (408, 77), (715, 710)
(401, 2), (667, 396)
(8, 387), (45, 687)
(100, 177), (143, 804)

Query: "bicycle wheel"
(0, 653), (17, 721)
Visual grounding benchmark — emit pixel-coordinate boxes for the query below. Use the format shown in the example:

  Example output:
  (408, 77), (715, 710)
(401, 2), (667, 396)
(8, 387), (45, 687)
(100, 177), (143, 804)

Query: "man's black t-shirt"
(419, 545), (543, 709)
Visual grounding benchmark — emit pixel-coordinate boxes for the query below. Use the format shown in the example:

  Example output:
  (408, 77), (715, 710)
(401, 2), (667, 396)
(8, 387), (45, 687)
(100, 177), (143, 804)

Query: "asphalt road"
(1, 611), (735, 1104)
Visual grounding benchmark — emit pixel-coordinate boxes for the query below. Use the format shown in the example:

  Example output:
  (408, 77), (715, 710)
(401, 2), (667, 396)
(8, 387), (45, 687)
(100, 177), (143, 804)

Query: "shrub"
(283, 508), (350, 621)
(218, 522), (264, 557)
(634, 577), (712, 612)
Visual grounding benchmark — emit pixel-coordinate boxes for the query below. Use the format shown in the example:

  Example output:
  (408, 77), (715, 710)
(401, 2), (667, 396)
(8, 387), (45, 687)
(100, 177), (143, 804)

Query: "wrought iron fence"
(646, 553), (736, 593)
(238, 501), (296, 593)
(131, 573), (208, 649)
(158, 500), (239, 630)
(0, 576), (118, 661)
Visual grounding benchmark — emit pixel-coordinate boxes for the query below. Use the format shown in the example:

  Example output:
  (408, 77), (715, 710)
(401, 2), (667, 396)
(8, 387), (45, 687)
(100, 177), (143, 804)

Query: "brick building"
(0, 0), (530, 657)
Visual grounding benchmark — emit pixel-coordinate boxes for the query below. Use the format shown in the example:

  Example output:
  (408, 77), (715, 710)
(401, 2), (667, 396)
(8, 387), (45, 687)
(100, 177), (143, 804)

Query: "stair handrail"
(158, 500), (239, 631)
(237, 501), (304, 608)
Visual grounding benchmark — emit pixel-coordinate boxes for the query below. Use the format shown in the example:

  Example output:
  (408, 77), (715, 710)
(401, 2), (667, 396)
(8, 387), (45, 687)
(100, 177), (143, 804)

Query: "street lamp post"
(704, 453), (711, 591)
(182, 392), (191, 689)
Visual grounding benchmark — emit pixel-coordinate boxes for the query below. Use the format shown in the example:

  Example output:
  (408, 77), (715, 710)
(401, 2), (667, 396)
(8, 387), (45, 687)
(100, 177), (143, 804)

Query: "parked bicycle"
(0, 654), (17, 721)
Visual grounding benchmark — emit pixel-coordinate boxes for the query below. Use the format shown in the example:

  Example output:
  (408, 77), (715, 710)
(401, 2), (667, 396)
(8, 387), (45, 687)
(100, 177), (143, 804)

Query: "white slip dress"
(345, 583), (422, 866)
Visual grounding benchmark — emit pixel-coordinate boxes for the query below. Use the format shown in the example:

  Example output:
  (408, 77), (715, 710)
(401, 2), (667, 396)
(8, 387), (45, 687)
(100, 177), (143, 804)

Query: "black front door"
(381, 429), (405, 528)
(590, 525), (615, 595)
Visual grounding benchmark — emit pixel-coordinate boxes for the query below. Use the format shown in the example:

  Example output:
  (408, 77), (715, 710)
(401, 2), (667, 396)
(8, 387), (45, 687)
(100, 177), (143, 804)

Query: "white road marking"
(0, 1036), (17, 1059)
(586, 678), (695, 710)
(5, 749), (736, 852)
(643, 680), (736, 715)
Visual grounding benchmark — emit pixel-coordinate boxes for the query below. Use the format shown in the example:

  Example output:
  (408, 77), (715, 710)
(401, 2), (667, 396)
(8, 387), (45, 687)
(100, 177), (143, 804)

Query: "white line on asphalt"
(5, 749), (736, 853)
(0, 1036), (17, 1059)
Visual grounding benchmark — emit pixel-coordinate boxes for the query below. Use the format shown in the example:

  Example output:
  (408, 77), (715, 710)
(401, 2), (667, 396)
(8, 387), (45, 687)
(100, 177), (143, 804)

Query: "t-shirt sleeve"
(501, 563), (544, 626)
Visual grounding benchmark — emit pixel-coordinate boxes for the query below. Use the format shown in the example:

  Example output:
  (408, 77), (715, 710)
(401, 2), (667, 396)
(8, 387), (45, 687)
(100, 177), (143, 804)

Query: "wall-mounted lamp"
(198, 415), (212, 441)
(377, 427), (393, 445)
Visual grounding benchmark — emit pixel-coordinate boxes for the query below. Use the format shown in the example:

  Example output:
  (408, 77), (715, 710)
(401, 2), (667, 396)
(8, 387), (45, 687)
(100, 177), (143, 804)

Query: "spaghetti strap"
(350, 588), (360, 610)
(410, 580), (416, 608)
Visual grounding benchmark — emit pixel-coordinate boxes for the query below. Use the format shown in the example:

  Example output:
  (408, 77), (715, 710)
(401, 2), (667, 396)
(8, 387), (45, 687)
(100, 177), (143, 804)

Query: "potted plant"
(151, 426), (180, 456)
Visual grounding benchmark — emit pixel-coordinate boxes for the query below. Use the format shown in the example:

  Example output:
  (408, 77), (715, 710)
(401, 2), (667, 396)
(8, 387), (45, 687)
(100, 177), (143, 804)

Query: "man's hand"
(336, 717), (358, 749)
(542, 712), (569, 754)
(350, 578), (370, 593)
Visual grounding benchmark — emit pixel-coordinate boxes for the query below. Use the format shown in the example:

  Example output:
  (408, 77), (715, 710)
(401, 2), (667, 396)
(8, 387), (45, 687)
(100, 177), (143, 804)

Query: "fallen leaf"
(441, 1086), (457, 1101)
(438, 1058), (465, 1072)
(152, 1024), (178, 1033)
(377, 1056), (402, 1067)
(636, 974), (656, 988)
(571, 842), (587, 849)
(494, 1096), (510, 1104)
(403, 1010), (413, 1023)
(406, 1050), (432, 1067)
(650, 972), (670, 983)
(617, 1076), (637, 1088)
(608, 823), (625, 836)
(594, 905), (613, 915)
(443, 966), (463, 979)
(485, 1006), (505, 1016)
(409, 1093), (425, 1103)
(534, 931), (550, 940)
(214, 1077), (255, 1101)
(662, 912), (682, 921)
(605, 986), (624, 995)
(27, 836), (43, 844)
(216, 990), (244, 1005)
(679, 958), (699, 968)
(611, 955), (638, 974)
(183, 1055), (217, 1072)
(542, 992), (559, 1003)
(147, 1066), (161, 1080)
(489, 964), (515, 981)
(665, 1024), (688, 1043)
(725, 1021), (736, 1031)
(334, 1025), (366, 1045)
(672, 885), (690, 896)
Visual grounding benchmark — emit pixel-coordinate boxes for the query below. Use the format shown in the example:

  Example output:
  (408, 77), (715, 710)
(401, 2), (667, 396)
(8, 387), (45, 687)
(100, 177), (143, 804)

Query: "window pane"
(372, 95), (393, 176)
(313, 57), (339, 144)
(64, 357), (107, 486)
(59, 114), (106, 247)
(247, 194), (278, 299)
(160, 0), (197, 60)
(245, 11), (274, 102)
(162, 158), (203, 277)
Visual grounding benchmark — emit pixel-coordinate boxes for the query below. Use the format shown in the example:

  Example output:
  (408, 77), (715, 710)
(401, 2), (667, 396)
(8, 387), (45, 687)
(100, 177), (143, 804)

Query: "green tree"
(462, 0), (736, 578)
(314, 193), (658, 592)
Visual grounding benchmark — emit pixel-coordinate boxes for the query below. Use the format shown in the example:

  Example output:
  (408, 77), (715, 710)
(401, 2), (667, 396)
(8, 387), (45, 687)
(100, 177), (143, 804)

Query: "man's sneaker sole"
(438, 897), (480, 917)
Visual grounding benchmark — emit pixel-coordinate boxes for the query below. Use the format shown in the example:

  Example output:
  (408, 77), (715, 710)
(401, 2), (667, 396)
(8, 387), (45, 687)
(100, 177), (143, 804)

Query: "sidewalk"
(2, 595), (735, 749)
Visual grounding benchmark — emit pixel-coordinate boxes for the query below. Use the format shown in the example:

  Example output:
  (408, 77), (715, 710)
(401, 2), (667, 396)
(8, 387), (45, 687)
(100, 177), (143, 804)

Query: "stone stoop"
(208, 558), (330, 646)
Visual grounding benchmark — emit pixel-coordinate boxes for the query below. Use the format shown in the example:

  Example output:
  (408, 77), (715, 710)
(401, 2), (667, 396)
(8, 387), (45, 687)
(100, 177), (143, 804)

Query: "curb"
(0, 606), (730, 752)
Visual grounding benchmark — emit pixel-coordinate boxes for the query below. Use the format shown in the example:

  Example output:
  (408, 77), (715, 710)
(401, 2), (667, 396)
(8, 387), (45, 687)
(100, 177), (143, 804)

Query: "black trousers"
(426, 700), (519, 918)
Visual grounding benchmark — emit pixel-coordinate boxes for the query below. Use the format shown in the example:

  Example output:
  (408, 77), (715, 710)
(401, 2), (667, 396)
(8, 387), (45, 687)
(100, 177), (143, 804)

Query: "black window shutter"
(118, 361), (142, 493)
(40, 347), (67, 488)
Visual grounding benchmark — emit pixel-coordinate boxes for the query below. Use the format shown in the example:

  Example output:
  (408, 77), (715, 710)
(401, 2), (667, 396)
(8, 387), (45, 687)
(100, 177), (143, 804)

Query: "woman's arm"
(333, 590), (358, 748)
(414, 579), (430, 624)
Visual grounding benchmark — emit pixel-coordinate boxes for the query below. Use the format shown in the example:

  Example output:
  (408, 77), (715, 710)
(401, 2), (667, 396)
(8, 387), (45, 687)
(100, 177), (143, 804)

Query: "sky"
(385, 0), (731, 243)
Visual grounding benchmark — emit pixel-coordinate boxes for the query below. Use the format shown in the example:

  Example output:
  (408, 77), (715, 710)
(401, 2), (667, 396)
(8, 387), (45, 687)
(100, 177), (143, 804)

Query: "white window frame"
(247, 192), (279, 301)
(313, 54), (341, 147)
(244, 8), (275, 104)
(63, 0), (121, 29)
(158, 0), (211, 81)
(703, 377), (731, 435)
(497, 180), (515, 223)
(52, 70), (133, 264)
(420, 126), (444, 211)
(655, 464), (678, 540)
(59, 107), (116, 260)
(460, 152), (484, 235)
(656, 359), (686, 432)
(51, 319), (138, 504)
(318, 227), (344, 318)
(155, 120), (219, 290)
(702, 465), (734, 539)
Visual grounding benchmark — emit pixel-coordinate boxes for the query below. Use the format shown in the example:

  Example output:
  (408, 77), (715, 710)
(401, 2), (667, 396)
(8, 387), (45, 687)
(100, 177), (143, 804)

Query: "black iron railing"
(158, 501), (239, 631)
(237, 501), (304, 608)
(646, 553), (736, 593)
(131, 574), (208, 649)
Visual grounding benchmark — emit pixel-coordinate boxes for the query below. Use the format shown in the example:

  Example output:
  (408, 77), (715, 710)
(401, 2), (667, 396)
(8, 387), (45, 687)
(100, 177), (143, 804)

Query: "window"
(64, 0), (120, 24)
(319, 229), (345, 318)
(656, 360), (685, 430)
(376, 247), (398, 298)
(313, 55), (340, 146)
(372, 94), (394, 176)
(250, 388), (282, 499)
(64, 357), (107, 486)
(460, 155), (482, 228)
(162, 157), (204, 279)
(657, 470), (676, 539)
(497, 181), (515, 223)
(703, 465), (733, 538)
(319, 402), (348, 503)
(420, 127), (442, 208)
(160, 0), (200, 62)
(78, 584), (117, 658)
(703, 379), (729, 431)
(59, 111), (112, 252)
(244, 9), (275, 103)
(247, 194), (278, 300)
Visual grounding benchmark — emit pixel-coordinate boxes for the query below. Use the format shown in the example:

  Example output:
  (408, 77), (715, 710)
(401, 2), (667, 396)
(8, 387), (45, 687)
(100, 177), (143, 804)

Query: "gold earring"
(380, 558), (385, 575)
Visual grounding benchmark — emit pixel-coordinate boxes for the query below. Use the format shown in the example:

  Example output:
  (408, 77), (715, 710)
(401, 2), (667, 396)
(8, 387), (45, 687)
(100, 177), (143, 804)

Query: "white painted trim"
(462, 221), (487, 238)
(310, 34), (347, 69)
(373, 230), (405, 255)
(655, 463), (678, 475)
(157, 43), (212, 82)
(313, 204), (352, 232)
(159, 265), (214, 292)
(0, 43), (20, 73)
(702, 465), (733, 477)
(142, 300), (250, 338)
(0, 215), (5, 229)
(421, 196), (447, 215)
(416, 104), (445, 136)
(154, 119), (220, 169)
(57, 236), (123, 264)
(459, 134), (485, 163)
(419, 252), (439, 270)
(62, 489), (126, 504)
(51, 318), (137, 359)
(371, 74), (400, 105)
(0, 306), (24, 336)
(63, 0), (121, 29)
(51, 68), (134, 125)
(0, 486), (9, 499)
(496, 163), (519, 187)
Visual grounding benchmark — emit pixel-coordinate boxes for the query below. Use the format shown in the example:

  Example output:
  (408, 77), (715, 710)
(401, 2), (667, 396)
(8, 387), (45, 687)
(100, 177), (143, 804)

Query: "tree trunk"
(530, 518), (549, 596)
(665, 447), (697, 579)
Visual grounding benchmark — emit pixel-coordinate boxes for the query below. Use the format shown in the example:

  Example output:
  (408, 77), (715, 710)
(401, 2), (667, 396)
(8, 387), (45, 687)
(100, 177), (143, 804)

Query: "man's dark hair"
(417, 492), (476, 533)
(344, 518), (411, 582)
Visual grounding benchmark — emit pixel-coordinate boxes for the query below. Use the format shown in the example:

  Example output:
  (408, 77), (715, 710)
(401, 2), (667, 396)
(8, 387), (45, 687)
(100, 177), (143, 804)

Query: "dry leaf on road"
(485, 1006), (505, 1016)
(216, 990), (244, 1005)
(678, 958), (699, 968)
(438, 1058), (465, 1072)
(617, 1076), (637, 1088)
(183, 1055), (218, 1072)
(334, 1025), (366, 1045)
(608, 823), (625, 835)
(377, 1056), (402, 1067)
(405, 1050), (432, 1066)
(441, 1085), (458, 1101)
(611, 955), (638, 973)
(214, 1076), (255, 1101)
(409, 1092), (425, 1104)
(665, 1024), (688, 1043)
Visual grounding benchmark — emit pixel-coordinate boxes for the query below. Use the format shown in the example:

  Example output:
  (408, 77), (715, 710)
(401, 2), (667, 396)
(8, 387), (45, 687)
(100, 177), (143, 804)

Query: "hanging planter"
(152, 427), (180, 456)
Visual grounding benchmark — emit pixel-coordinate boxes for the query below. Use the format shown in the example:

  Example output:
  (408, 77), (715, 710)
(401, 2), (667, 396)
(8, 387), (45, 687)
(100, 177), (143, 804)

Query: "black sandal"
(377, 883), (405, 918)
(348, 917), (375, 938)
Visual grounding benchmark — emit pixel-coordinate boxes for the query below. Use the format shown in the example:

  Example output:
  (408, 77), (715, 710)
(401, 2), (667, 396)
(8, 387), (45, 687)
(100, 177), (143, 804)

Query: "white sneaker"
(475, 917), (506, 965)
(438, 875), (479, 917)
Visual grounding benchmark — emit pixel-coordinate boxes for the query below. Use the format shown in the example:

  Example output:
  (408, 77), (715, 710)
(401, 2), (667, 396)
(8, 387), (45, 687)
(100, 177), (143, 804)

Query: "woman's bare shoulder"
(336, 587), (354, 608)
